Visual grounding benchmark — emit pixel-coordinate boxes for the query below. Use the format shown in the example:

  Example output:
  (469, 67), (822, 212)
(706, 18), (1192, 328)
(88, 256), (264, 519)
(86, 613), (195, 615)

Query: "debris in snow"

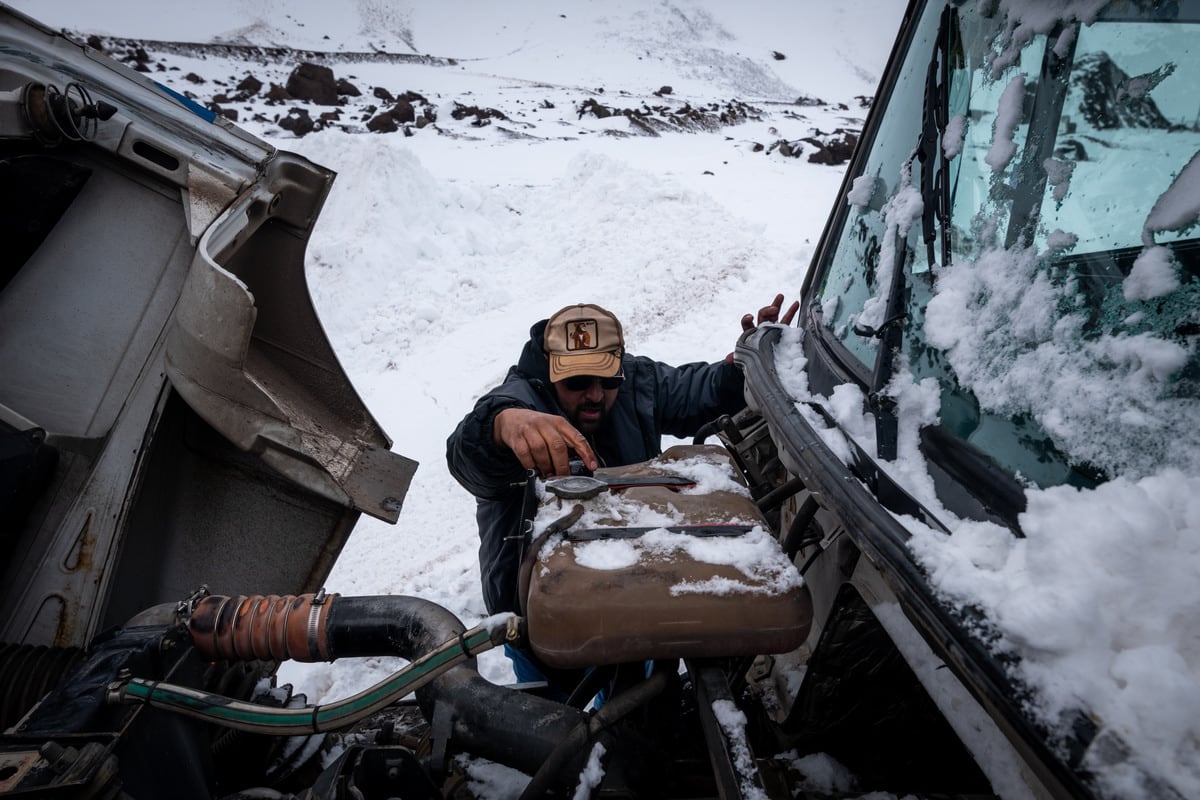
(803, 129), (857, 165)
(451, 103), (509, 126)
(237, 74), (263, 96)
(766, 138), (804, 158)
(60, 31), (871, 161)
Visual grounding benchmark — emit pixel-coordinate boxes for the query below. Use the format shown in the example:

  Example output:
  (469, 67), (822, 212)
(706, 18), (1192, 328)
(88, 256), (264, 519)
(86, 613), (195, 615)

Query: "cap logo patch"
(566, 320), (598, 351)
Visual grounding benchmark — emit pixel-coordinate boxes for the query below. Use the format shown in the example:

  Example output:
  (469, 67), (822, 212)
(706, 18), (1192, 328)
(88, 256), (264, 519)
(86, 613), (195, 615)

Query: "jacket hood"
(516, 319), (552, 384)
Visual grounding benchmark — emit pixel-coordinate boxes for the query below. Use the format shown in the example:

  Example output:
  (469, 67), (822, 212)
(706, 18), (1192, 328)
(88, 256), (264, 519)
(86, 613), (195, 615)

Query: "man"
(445, 296), (796, 684)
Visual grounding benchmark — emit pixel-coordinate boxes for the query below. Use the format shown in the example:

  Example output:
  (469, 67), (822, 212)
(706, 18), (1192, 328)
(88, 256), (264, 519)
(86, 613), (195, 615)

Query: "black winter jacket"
(445, 318), (747, 614)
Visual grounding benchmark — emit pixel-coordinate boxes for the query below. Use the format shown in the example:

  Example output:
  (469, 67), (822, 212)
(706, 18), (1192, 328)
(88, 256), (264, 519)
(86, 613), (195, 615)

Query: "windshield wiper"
(854, 244), (907, 462)
(1004, 20), (1077, 249)
(855, 5), (952, 462)
(920, 4), (953, 272)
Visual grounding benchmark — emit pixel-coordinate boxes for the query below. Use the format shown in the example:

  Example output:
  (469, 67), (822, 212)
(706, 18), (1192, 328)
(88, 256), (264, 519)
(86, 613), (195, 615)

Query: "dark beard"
(571, 402), (606, 432)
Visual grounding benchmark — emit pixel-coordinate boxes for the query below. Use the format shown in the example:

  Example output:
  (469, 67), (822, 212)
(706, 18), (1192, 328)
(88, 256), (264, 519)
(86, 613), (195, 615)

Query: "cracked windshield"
(819, 2), (1200, 487)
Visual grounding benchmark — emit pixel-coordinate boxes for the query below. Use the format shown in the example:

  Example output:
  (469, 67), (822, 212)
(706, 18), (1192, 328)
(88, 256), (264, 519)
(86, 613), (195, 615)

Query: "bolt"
(38, 742), (74, 773)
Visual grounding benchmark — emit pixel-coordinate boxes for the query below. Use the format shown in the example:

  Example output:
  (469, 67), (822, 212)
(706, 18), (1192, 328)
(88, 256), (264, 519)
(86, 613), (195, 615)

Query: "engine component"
(112, 601), (521, 735)
(0, 741), (121, 798)
(188, 591), (335, 663)
(544, 473), (696, 500)
(517, 670), (669, 800)
(0, 81), (115, 145)
(0, 642), (83, 731)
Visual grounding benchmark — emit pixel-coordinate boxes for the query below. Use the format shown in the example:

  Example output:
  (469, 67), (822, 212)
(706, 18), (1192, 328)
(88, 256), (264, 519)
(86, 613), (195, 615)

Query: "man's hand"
(741, 292), (800, 332)
(493, 407), (599, 477)
(727, 293), (800, 362)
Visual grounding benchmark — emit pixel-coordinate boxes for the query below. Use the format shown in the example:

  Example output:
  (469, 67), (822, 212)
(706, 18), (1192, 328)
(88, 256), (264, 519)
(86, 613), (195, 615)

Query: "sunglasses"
(561, 374), (624, 391)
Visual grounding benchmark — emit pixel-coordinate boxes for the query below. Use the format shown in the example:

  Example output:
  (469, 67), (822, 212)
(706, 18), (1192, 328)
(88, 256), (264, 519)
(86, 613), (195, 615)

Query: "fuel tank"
(525, 444), (812, 668)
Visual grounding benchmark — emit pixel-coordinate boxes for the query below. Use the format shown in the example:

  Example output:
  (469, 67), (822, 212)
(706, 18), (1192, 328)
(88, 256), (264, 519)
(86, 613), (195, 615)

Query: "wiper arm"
(856, 5), (953, 462)
(919, 4), (953, 272)
(862, 245), (907, 461)
(850, 233), (907, 461)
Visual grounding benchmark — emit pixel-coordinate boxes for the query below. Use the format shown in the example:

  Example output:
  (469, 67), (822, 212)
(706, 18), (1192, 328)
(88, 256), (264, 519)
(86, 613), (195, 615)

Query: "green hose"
(109, 619), (513, 735)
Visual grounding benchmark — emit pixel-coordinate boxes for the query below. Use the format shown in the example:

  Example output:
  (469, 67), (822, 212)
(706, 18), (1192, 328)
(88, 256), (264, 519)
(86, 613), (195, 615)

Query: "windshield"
(816, 0), (1200, 488)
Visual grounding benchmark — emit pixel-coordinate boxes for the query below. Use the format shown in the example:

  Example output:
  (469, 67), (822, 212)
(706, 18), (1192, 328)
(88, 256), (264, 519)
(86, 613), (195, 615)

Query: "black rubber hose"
(419, 666), (588, 776)
(518, 671), (669, 800)
(564, 665), (615, 709)
(780, 495), (821, 559)
(320, 596), (589, 776)
(691, 418), (721, 444)
(323, 595), (466, 660)
(756, 475), (807, 515)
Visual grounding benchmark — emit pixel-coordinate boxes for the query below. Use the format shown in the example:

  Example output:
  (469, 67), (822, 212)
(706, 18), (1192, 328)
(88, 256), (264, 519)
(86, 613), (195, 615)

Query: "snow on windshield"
(784, 2), (1200, 797)
(923, 239), (1197, 479)
(854, 161), (922, 332)
(926, 2), (1200, 482)
(987, 0), (1108, 73)
(776, 320), (1200, 800)
(1146, 151), (1200, 239)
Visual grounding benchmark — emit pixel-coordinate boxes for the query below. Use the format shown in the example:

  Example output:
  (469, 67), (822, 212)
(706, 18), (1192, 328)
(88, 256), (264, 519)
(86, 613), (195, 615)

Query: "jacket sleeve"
(446, 384), (538, 500)
(647, 358), (746, 438)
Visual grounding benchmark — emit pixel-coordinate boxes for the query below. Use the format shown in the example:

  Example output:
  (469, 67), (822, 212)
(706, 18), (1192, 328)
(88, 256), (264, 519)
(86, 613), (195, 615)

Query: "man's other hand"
(493, 407), (599, 477)
(741, 292), (800, 331)
(727, 293), (800, 362)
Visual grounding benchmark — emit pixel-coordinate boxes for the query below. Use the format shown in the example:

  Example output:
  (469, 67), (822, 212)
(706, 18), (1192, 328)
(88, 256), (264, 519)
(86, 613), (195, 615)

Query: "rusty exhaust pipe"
(188, 592), (334, 662)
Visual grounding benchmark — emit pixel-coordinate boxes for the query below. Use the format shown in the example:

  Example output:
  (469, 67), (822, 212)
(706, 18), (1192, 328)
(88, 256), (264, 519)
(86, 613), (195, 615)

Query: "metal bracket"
(174, 584), (210, 620)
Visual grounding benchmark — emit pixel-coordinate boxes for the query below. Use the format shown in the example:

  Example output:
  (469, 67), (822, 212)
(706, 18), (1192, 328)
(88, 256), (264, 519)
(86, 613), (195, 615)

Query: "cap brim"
(549, 351), (622, 383)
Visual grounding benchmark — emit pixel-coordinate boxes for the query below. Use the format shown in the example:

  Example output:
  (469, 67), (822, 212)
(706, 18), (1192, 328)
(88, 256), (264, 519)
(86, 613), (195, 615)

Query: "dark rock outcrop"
(237, 75), (263, 95)
(286, 62), (338, 105)
(278, 108), (315, 136)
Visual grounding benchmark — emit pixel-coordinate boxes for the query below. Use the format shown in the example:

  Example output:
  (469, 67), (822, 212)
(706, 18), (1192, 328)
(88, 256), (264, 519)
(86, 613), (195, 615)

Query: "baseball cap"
(544, 303), (625, 383)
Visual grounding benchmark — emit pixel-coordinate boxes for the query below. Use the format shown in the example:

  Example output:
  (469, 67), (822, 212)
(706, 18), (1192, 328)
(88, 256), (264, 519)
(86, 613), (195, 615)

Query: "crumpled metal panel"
(165, 155), (416, 523)
(0, 5), (415, 652)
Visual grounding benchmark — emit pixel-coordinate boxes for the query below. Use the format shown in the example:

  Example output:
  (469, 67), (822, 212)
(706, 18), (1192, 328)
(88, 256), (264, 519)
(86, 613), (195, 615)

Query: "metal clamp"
(174, 585), (210, 619)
